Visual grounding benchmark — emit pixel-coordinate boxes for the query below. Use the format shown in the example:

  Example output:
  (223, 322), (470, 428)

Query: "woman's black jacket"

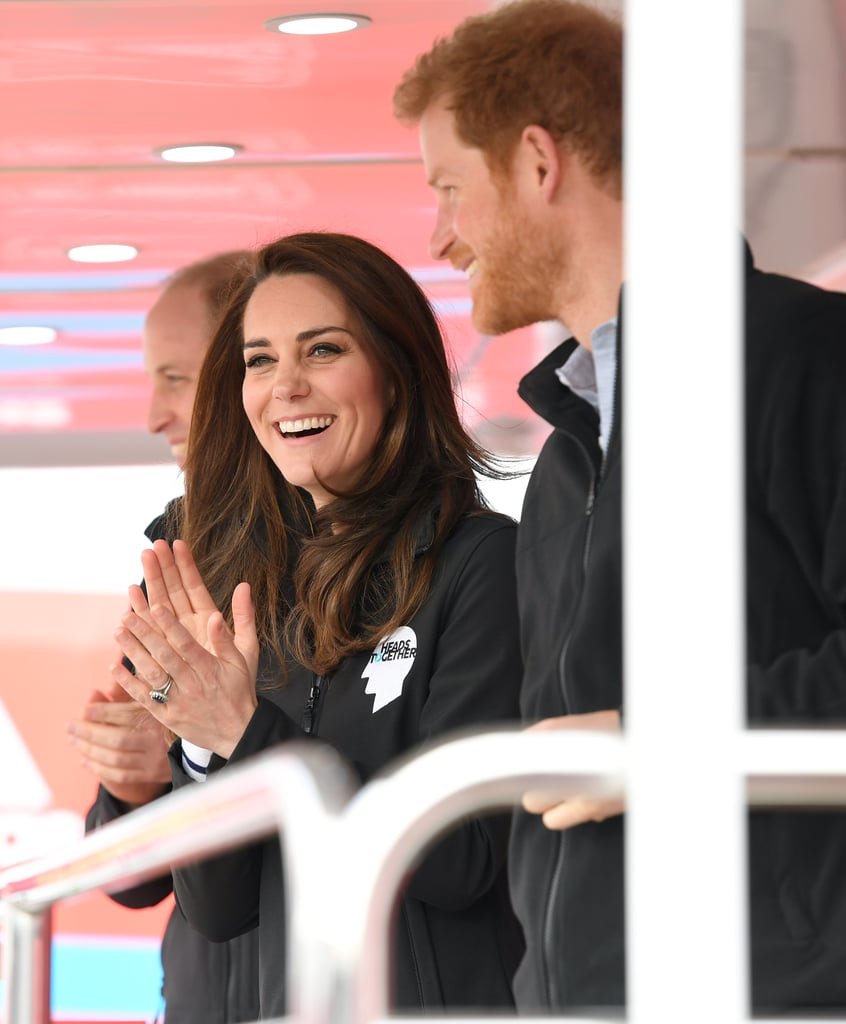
(170, 509), (525, 1016)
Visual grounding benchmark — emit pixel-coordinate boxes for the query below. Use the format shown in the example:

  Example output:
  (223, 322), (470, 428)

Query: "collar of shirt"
(555, 317), (618, 454)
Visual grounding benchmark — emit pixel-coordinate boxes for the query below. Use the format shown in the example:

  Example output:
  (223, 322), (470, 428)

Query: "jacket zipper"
(544, 442), (602, 1007)
(302, 674), (326, 735)
(556, 442), (600, 701)
(541, 320), (620, 1004)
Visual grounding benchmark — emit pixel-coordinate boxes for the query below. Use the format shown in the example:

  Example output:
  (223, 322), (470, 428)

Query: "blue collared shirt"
(555, 317), (618, 455)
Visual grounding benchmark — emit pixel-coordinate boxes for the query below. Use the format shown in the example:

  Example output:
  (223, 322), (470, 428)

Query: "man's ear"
(519, 124), (562, 200)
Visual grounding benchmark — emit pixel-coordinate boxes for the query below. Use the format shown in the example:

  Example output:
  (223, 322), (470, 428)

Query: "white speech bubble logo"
(362, 625), (418, 713)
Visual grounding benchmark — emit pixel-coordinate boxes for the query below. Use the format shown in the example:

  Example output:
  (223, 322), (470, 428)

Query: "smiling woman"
(240, 273), (392, 509)
(108, 230), (526, 1017)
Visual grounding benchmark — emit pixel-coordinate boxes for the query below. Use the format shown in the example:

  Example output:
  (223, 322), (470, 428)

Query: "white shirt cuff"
(181, 740), (213, 783)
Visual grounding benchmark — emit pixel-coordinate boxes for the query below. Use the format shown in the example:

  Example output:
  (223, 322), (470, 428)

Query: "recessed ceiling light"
(157, 144), (242, 163)
(265, 13), (371, 35)
(0, 326), (58, 346)
(67, 244), (139, 264)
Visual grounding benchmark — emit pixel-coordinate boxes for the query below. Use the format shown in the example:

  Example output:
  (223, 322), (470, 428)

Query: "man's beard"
(470, 202), (562, 337)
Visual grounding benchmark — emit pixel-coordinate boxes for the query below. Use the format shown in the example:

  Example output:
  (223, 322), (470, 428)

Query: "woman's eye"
(309, 342), (342, 358)
(245, 354), (271, 369)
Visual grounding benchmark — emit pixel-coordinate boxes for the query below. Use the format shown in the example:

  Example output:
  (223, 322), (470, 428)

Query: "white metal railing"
(4, 729), (846, 1024)
(0, 729), (623, 1024)
(0, 740), (356, 1024)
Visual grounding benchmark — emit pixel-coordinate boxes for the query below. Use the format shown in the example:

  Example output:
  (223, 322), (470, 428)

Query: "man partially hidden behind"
(69, 250), (262, 1024)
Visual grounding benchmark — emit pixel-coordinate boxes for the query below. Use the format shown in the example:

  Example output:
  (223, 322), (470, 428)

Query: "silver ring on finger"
(149, 675), (174, 705)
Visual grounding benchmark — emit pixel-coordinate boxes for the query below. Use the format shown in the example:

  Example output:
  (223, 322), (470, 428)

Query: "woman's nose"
(271, 361), (309, 401)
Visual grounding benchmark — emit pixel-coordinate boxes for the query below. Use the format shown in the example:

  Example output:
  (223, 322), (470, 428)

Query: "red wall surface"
(0, 589), (171, 941)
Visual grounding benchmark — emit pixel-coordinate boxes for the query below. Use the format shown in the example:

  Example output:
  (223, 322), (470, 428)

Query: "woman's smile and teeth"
(275, 414), (336, 438)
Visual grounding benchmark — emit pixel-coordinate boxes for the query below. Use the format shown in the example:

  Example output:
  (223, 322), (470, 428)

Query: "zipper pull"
(585, 479), (596, 517)
(302, 675), (323, 735)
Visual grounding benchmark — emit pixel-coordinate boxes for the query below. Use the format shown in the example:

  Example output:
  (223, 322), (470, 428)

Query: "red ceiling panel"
(1, 0), (559, 463)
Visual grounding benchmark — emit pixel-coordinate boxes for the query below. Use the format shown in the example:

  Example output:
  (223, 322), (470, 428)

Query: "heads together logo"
(362, 626), (418, 712)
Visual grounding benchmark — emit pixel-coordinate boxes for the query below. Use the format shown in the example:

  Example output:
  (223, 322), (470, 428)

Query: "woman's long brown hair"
(174, 232), (506, 676)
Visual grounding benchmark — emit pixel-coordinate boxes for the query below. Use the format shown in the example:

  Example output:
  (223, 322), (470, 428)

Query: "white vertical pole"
(2, 904), (52, 1024)
(624, 2), (746, 1022)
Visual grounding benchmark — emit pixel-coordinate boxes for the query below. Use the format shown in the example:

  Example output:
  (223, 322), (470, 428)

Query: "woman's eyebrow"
(295, 325), (353, 343)
(242, 325), (354, 351)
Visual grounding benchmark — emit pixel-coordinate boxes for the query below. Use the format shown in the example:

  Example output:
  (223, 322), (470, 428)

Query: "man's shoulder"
(747, 262), (846, 334)
(746, 261), (846, 388)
